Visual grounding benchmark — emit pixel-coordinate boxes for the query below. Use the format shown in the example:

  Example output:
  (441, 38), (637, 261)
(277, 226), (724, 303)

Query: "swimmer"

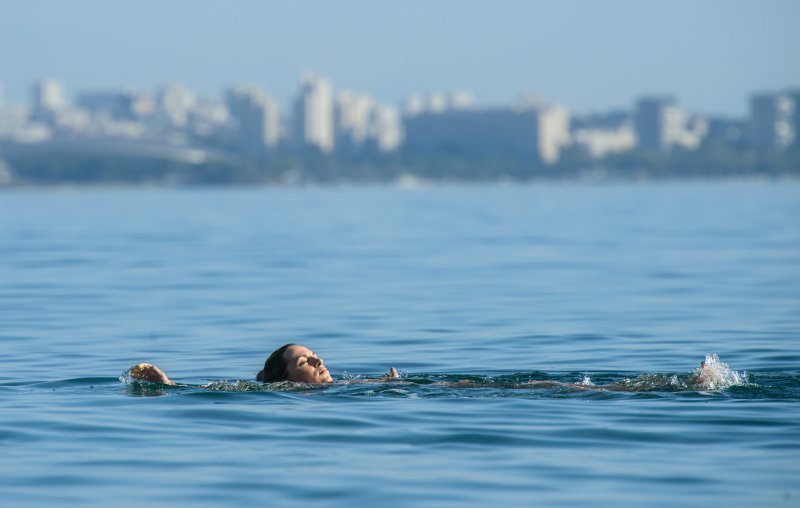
(128, 347), (741, 392)
(129, 343), (398, 385)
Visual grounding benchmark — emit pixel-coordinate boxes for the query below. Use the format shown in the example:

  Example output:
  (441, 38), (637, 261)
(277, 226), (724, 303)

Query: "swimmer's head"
(256, 343), (333, 384)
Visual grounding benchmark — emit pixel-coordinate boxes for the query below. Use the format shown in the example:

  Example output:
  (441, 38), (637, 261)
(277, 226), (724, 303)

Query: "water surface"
(1, 182), (799, 506)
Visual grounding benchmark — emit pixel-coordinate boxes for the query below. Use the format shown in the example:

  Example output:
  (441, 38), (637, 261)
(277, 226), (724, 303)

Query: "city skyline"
(4, 72), (797, 167)
(2, 0), (799, 117)
(2, 71), (798, 186)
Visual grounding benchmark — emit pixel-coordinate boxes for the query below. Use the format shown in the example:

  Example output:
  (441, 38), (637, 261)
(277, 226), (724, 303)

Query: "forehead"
(284, 345), (314, 360)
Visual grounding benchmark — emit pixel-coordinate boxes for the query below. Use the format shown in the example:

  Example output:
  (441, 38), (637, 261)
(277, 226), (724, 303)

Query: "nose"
(309, 357), (323, 367)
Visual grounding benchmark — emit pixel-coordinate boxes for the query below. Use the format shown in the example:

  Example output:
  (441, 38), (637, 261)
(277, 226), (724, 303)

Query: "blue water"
(1, 182), (799, 507)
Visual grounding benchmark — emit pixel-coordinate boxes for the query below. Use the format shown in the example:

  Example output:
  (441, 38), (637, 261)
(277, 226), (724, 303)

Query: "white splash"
(691, 354), (748, 390)
(578, 375), (594, 386)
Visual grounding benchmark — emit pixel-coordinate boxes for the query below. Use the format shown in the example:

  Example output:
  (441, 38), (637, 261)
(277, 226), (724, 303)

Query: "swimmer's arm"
(129, 363), (176, 386)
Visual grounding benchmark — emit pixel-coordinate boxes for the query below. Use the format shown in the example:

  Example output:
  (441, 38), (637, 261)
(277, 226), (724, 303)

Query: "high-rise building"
(32, 79), (65, 112)
(292, 73), (334, 153)
(536, 105), (570, 164)
(335, 91), (374, 149)
(635, 96), (706, 152)
(634, 96), (675, 152)
(750, 92), (794, 151)
(226, 86), (280, 158)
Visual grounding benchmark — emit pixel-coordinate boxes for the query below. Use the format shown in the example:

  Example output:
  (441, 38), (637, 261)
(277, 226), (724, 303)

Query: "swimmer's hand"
(129, 363), (175, 385)
(379, 367), (399, 381)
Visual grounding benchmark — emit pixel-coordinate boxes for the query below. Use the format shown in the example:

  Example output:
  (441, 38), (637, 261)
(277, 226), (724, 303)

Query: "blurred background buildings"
(0, 74), (798, 184)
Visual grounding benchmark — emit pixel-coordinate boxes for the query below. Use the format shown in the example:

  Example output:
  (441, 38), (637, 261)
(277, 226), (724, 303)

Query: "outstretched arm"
(129, 363), (175, 385)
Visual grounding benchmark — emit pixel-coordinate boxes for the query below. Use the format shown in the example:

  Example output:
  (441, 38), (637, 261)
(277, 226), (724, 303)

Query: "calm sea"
(1, 182), (799, 507)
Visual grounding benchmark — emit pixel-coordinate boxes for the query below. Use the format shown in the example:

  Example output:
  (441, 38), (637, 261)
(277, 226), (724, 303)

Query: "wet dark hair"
(256, 343), (297, 382)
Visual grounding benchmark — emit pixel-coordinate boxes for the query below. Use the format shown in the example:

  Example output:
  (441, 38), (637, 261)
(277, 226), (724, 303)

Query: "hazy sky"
(2, 0), (799, 116)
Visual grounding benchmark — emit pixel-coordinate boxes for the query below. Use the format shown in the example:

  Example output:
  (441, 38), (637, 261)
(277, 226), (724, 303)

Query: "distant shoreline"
(2, 142), (798, 188)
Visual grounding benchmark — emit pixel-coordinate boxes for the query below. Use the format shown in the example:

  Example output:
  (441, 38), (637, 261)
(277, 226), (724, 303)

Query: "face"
(283, 345), (333, 383)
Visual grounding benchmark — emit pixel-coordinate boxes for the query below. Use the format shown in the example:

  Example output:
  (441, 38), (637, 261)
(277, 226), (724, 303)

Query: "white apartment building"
(335, 91), (374, 148)
(292, 73), (334, 153)
(535, 105), (570, 164)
